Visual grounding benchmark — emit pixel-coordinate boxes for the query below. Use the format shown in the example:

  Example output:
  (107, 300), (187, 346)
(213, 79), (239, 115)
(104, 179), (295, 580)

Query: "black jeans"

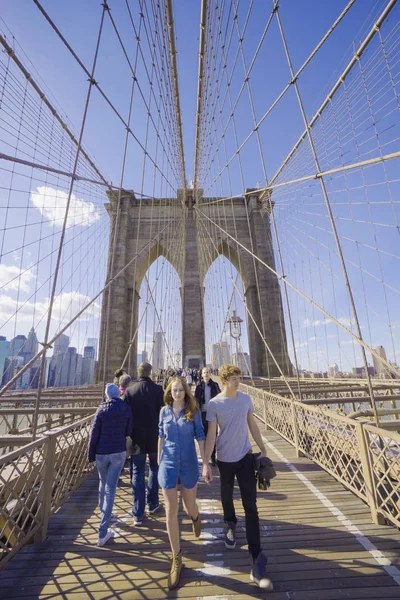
(217, 452), (261, 558)
(201, 412), (216, 463)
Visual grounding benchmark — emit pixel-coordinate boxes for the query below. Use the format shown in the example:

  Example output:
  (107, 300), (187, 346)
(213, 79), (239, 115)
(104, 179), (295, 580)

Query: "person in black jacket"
(88, 383), (132, 547)
(124, 362), (164, 525)
(194, 367), (221, 466)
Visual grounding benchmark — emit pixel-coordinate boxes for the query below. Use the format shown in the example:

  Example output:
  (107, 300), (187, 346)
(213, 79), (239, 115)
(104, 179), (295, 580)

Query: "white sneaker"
(133, 517), (143, 526)
(97, 529), (113, 547)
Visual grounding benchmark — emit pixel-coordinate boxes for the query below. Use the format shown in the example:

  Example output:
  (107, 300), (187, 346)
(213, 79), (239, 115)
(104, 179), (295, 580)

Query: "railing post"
(291, 400), (301, 457)
(355, 422), (385, 525)
(34, 431), (57, 543)
(263, 392), (268, 427)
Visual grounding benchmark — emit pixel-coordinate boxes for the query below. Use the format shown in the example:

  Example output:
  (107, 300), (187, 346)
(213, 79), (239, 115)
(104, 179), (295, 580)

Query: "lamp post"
(227, 310), (243, 368)
(175, 351), (181, 369)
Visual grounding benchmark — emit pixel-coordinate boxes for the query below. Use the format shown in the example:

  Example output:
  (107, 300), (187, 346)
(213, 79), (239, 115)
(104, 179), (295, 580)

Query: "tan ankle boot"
(192, 513), (202, 538)
(168, 550), (183, 590)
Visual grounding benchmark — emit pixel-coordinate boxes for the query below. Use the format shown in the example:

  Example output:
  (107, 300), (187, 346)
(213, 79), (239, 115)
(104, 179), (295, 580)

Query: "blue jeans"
(130, 452), (159, 520)
(96, 451), (126, 538)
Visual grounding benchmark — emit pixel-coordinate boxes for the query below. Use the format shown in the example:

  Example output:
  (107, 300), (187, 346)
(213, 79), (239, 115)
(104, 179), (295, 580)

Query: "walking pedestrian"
(158, 376), (206, 590)
(88, 383), (132, 547)
(202, 364), (273, 590)
(194, 367), (220, 466)
(124, 362), (164, 525)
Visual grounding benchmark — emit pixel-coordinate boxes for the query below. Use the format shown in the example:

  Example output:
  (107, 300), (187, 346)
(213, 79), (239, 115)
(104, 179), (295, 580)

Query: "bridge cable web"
(0, 0), (185, 426)
(194, 0), (400, 421)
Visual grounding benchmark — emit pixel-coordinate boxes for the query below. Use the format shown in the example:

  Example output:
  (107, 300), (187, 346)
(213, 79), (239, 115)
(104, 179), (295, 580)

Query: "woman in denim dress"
(158, 376), (205, 590)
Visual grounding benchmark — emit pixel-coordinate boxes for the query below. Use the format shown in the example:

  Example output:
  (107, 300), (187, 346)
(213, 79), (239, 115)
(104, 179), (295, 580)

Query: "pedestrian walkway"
(2, 424), (400, 599)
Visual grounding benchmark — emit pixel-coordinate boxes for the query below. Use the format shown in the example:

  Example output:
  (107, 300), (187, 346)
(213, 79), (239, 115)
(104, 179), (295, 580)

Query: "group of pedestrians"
(88, 362), (272, 591)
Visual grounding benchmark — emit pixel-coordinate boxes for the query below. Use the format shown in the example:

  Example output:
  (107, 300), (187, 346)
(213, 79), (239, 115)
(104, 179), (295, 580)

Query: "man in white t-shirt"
(202, 364), (272, 591)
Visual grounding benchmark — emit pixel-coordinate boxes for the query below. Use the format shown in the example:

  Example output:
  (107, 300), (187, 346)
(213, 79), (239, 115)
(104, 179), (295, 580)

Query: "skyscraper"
(153, 332), (164, 370)
(231, 351), (251, 376)
(2, 335), (27, 388)
(372, 345), (390, 378)
(87, 338), (98, 360)
(0, 336), (10, 385)
(84, 346), (96, 360)
(47, 334), (70, 387)
(211, 341), (231, 367)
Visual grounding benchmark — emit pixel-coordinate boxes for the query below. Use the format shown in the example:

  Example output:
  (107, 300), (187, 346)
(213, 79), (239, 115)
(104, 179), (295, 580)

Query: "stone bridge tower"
(98, 188), (291, 380)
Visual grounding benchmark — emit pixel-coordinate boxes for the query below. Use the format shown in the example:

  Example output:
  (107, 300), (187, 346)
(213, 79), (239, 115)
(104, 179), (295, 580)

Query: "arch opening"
(136, 256), (182, 375)
(203, 255), (251, 376)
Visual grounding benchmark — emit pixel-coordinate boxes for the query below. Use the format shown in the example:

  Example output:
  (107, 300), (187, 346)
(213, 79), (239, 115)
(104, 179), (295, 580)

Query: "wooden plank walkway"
(2, 424), (400, 599)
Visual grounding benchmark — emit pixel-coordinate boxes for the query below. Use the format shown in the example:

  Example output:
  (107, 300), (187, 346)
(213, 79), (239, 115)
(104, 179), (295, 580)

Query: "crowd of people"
(87, 362), (273, 591)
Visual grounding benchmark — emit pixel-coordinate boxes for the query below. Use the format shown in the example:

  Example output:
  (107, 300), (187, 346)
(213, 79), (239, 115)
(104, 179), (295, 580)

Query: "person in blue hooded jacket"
(88, 383), (132, 546)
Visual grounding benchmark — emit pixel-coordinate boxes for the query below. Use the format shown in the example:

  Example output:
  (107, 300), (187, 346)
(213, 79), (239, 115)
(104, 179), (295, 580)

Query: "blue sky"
(0, 0), (399, 374)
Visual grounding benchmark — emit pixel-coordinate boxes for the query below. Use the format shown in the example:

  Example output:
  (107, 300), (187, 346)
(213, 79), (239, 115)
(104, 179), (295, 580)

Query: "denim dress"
(158, 405), (205, 489)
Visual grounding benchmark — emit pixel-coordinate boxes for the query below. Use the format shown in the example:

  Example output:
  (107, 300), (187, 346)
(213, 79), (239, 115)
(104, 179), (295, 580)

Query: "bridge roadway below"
(2, 423), (400, 600)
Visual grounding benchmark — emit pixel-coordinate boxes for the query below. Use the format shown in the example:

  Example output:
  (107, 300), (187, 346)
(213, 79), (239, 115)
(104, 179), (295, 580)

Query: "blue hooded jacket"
(88, 384), (132, 462)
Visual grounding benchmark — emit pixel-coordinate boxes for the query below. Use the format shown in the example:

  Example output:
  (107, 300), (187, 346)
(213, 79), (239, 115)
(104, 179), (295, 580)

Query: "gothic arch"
(133, 241), (183, 295)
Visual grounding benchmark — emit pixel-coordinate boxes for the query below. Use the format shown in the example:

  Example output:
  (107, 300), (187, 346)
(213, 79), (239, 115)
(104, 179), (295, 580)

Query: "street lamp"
(227, 310), (243, 367)
(175, 351), (181, 369)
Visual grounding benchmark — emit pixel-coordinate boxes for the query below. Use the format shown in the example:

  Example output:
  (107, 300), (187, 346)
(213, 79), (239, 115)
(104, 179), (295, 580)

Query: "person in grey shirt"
(202, 363), (272, 591)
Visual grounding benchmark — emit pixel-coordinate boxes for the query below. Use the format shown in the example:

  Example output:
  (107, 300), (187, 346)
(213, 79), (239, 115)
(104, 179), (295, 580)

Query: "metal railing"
(0, 415), (95, 569)
(241, 383), (400, 528)
(2, 383), (399, 571)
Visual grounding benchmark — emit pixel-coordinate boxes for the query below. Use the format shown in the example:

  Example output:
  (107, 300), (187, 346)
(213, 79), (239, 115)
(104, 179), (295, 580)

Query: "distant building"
(142, 350), (148, 363)
(47, 334), (70, 387)
(352, 366), (375, 378)
(211, 342), (231, 368)
(81, 346), (95, 385)
(231, 352), (250, 376)
(153, 332), (164, 370)
(84, 346), (96, 360)
(372, 345), (390, 378)
(0, 336), (10, 384)
(87, 338), (98, 360)
(2, 335), (27, 388)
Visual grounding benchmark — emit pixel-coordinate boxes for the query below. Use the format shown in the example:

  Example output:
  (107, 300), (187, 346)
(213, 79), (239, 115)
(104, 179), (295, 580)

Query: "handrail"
(0, 415), (95, 569)
(241, 383), (400, 528)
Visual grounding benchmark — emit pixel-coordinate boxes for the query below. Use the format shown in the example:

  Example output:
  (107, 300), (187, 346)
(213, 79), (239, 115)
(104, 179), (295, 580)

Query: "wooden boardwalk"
(2, 424), (400, 599)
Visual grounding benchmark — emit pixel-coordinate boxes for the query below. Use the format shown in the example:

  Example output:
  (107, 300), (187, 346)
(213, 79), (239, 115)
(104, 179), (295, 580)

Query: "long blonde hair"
(164, 376), (197, 421)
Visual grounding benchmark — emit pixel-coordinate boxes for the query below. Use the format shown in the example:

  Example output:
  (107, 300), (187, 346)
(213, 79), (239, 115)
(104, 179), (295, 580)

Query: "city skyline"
(0, 327), (98, 389)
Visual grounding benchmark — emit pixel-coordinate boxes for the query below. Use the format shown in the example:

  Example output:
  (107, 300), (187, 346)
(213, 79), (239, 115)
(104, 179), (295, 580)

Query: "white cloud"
(0, 264), (35, 293)
(31, 186), (100, 228)
(304, 316), (353, 328)
(0, 292), (100, 330)
(338, 317), (351, 327)
(0, 294), (39, 324)
(52, 291), (101, 323)
(295, 341), (308, 349)
(304, 318), (331, 327)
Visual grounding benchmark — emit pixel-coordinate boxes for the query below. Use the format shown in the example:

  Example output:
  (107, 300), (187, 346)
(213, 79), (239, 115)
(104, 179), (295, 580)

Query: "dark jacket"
(194, 379), (221, 409)
(124, 377), (164, 454)
(88, 398), (132, 462)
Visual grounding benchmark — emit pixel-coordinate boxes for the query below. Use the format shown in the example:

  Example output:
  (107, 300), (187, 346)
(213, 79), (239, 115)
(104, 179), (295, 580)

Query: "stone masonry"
(97, 189), (291, 381)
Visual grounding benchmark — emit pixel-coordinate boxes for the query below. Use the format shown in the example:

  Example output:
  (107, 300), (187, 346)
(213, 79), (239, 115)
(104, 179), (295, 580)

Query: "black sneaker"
(250, 552), (273, 590)
(224, 522), (236, 549)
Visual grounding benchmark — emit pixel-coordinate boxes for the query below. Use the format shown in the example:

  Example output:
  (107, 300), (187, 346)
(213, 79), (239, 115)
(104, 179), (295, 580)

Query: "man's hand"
(260, 450), (267, 458)
(202, 463), (212, 484)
